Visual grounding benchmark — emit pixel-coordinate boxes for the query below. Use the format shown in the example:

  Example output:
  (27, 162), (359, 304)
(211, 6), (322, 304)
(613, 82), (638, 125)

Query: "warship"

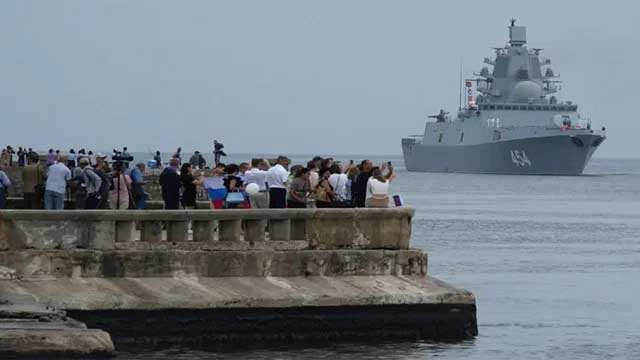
(402, 20), (606, 175)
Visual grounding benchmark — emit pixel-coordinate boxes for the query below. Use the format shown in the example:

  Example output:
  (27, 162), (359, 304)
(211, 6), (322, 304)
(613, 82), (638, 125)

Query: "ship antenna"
(458, 59), (463, 110)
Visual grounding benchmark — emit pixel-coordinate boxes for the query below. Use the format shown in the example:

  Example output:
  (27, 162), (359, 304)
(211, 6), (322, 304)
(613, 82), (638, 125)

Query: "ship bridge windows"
(479, 103), (578, 111)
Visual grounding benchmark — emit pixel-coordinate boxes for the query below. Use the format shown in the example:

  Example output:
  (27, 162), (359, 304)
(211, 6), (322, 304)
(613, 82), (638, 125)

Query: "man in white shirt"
(244, 158), (270, 209)
(44, 156), (71, 210)
(266, 156), (289, 208)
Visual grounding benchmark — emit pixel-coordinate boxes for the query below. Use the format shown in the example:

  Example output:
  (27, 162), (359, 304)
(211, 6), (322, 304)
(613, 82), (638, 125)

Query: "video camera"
(111, 149), (133, 163)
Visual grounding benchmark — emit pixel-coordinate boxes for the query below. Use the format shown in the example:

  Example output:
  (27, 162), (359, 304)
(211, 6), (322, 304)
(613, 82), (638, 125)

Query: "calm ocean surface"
(118, 156), (640, 360)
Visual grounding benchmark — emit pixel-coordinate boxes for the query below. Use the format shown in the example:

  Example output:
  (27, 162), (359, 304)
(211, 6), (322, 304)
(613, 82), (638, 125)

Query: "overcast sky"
(1, 0), (638, 157)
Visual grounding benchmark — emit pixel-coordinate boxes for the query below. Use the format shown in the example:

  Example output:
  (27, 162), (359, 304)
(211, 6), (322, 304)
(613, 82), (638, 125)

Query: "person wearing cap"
(266, 155), (290, 208)
(159, 158), (181, 210)
(78, 157), (103, 210)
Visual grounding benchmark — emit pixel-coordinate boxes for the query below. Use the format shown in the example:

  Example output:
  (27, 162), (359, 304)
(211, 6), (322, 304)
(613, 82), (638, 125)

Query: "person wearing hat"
(266, 155), (290, 208)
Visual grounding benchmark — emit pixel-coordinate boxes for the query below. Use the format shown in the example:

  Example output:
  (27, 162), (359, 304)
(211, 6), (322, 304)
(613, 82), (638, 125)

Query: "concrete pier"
(0, 295), (114, 357)
(0, 208), (477, 353)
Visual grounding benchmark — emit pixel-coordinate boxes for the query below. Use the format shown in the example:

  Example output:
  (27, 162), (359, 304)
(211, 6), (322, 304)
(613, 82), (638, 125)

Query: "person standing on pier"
(180, 163), (197, 209)
(0, 148), (10, 168)
(267, 156), (290, 208)
(159, 158), (181, 210)
(172, 147), (182, 165)
(93, 155), (111, 209)
(44, 156), (71, 210)
(244, 158), (269, 209)
(365, 165), (396, 208)
(22, 156), (44, 209)
(109, 161), (132, 210)
(189, 151), (206, 170)
(213, 140), (226, 165)
(46, 149), (56, 167)
(17, 147), (26, 167)
(287, 167), (311, 208)
(67, 149), (77, 169)
(352, 160), (373, 208)
(154, 151), (162, 169)
(130, 163), (147, 210)
(78, 158), (103, 210)
(197, 163), (227, 209)
(0, 164), (11, 209)
(328, 164), (349, 207)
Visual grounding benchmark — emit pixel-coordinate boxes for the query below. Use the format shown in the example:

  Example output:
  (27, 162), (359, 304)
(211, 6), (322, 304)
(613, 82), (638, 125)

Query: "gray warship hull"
(402, 133), (605, 175)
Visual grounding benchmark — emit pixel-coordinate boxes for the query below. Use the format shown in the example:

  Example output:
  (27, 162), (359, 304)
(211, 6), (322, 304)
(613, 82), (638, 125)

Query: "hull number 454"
(511, 150), (531, 167)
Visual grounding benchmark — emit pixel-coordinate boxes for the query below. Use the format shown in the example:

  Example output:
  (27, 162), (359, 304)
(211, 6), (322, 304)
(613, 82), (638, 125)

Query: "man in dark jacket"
(351, 159), (372, 208)
(213, 140), (226, 165)
(159, 158), (181, 209)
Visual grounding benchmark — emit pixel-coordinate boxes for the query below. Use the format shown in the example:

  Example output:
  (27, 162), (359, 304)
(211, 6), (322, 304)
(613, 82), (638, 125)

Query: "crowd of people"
(158, 155), (397, 210)
(0, 143), (398, 210)
(0, 144), (147, 210)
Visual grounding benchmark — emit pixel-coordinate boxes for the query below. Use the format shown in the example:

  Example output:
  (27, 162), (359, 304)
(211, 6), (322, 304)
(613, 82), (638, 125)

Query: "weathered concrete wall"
(0, 249), (426, 278)
(0, 207), (478, 344)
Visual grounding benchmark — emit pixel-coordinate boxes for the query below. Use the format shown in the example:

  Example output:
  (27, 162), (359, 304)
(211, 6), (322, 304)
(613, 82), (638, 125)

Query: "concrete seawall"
(0, 208), (477, 355)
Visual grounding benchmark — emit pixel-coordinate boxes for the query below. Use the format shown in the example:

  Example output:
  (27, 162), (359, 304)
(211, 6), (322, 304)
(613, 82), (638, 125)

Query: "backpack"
(96, 170), (111, 197)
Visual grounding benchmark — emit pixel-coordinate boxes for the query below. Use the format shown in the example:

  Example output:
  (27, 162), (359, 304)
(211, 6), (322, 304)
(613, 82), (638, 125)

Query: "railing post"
(218, 219), (242, 241)
(192, 220), (214, 242)
(140, 220), (163, 242)
(269, 219), (291, 241)
(244, 219), (266, 242)
(166, 221), (188, 242)
(115, 220), (135, 242)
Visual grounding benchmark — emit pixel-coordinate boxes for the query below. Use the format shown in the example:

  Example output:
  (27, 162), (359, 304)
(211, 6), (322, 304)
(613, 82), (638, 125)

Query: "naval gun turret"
(428, 109), (449, 123)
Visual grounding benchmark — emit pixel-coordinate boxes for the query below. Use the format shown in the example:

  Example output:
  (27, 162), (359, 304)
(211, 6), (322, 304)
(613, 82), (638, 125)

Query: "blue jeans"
(135, 198), (146, 210)
(44, 190), (65, 210)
